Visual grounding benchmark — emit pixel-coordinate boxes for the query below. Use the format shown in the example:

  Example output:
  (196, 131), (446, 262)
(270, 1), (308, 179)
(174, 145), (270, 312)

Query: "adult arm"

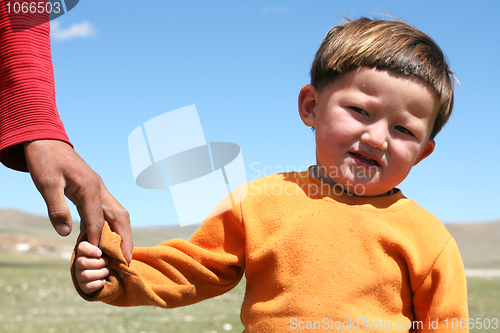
(0, 2), (69, 170)
(0, 3), (133, 261)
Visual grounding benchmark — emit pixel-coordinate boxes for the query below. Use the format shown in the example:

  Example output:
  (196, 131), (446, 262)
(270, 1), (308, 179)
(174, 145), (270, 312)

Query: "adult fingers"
(23, 141), (73, 236)
(25, 139), (105, 247)
(42, 182), (73, 237)
(100, 182), (133, 263)
(64, 169), (105, 248)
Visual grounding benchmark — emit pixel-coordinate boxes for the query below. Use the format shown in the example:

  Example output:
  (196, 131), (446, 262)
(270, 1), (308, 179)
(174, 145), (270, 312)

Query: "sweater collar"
(292, 166), (408, 209)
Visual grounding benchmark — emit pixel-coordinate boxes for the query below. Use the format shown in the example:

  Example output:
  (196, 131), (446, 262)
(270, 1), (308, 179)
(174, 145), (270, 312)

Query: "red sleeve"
(0, 1), (71, 172)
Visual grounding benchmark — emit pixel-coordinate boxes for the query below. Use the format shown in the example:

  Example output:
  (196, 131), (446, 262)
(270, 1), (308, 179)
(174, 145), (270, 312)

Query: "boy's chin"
(314, 169), (394, 197)
(338, 179), (395, 197)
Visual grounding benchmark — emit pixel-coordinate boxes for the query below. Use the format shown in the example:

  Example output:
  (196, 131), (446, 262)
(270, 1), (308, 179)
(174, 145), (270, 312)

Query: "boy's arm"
(71, 205), (245, 308)
(412, 237), (469, 333)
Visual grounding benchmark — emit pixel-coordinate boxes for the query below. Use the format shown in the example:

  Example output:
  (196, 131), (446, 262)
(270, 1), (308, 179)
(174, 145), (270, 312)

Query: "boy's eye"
(395, 125), (414, 137)
(350, 107), (368, 116)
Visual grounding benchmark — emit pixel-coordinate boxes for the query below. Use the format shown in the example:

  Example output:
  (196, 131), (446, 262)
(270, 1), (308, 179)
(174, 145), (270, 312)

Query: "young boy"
(72, 18), (468, 332)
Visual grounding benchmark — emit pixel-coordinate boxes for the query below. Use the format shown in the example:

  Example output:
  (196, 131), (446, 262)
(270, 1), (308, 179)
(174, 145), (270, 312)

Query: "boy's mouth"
(349, 152), (380, 167)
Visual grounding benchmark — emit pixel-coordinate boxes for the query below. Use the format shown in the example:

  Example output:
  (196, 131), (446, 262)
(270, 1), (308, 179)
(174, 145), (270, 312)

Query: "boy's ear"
(298, 84), (318, 127)
(413, 139), (435, 166)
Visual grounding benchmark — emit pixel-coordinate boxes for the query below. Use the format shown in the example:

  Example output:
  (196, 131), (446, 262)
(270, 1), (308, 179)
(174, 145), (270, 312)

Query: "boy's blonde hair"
(311, 17), (455, 139)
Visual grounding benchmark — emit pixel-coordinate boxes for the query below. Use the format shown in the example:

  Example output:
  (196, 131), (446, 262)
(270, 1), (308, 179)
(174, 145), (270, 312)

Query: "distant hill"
(0, 209), (79, 254)
(1, 209), (498, 268)
(0, 209), (199, 253)
(445, 220), (500, 268)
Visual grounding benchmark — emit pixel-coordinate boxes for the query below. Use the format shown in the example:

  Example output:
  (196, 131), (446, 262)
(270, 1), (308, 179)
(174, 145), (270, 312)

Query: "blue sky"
(1, 0), (499, 228)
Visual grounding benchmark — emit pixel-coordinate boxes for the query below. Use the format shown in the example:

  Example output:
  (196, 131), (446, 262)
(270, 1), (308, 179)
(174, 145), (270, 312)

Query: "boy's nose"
(360, 123), (388, 151)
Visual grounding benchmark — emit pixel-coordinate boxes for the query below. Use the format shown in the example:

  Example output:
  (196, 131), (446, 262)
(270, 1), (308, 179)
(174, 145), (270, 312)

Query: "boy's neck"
(310, 165), (395, 197)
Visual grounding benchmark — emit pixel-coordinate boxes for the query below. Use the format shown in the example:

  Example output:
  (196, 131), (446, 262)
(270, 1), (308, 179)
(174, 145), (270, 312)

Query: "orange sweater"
(71, 170), (468, 332)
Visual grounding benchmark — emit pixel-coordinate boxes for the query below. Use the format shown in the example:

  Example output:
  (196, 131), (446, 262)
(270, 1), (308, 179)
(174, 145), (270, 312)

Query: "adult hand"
(23, 139), (133, 263)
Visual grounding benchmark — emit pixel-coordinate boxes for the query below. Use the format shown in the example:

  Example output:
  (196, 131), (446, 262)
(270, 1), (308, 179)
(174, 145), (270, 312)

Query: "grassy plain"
(0, 253), (244, 333)
(0, 253), (499, 333)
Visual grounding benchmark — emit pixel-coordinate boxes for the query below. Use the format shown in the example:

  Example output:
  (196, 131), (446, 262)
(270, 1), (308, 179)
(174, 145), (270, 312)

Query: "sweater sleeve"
(412, 237), (469, 333)
(71, 197), (246, 308)
(0, 2), (71, 172)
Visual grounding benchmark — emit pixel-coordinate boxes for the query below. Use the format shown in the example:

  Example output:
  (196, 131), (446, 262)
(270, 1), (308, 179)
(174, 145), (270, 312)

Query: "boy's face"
(299, 67), (438, 196)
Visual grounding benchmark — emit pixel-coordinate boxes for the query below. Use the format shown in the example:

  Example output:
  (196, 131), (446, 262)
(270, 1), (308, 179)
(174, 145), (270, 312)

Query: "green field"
(0, 253), (498, 333)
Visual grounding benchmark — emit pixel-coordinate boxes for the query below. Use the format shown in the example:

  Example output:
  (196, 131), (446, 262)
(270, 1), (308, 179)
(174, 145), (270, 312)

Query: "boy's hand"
(75, 241), (110, 295)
